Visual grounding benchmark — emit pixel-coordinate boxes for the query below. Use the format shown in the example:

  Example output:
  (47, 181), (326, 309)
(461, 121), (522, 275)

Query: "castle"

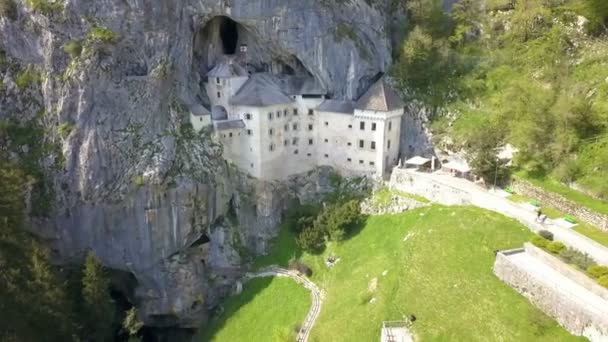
(190, 58), (405, 181)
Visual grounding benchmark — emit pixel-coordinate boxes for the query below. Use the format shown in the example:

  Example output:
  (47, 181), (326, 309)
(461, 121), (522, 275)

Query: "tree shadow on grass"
(195, 277), (274, 341)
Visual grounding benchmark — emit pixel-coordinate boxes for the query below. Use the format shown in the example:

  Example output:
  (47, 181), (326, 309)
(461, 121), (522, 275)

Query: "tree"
(296, 225), (325, 253)
(81, 252), (115, 342)
(122, 307), (144, 337)
(465, 122), (510, 186)
(0, 161), (76, 341)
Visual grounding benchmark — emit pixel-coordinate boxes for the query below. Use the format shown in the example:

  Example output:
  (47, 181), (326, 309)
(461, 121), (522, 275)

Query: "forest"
(393, 0), (608, 198)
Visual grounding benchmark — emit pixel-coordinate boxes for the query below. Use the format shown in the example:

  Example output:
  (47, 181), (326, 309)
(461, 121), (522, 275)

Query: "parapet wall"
(389, 169), (472, 205)
(512, 179), (608, 232)
(494, 249), (608, 341)
(524, 243), (608, 301)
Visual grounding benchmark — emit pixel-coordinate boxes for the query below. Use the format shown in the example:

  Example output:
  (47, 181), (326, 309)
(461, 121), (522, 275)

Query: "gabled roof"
(316, 100), (354, 114)
(207, 60), (248, 78)
(190, 104), (210, 116)
(354, 78), (405, 112)
(229, 74), (293, 107)
(215, 119), (245, 131)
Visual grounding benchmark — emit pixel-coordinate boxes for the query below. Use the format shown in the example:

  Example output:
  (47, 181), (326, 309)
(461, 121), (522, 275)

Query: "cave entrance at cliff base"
(219, 16), (239, 55)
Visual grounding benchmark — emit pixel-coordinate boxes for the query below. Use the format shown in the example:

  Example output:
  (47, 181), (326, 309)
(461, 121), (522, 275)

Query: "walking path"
(390, 169), (608, 265)
(244, 266), (324, 342)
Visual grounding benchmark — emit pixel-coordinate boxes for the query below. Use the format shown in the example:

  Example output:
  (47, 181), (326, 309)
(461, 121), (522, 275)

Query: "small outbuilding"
(442, 159), (473, 180)
(404, 156), (431, 171)
(190, 104), (211, 131)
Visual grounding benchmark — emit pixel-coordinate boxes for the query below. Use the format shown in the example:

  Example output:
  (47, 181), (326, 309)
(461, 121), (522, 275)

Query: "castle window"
(284, 109), (288, 116)
(388, 121), (392, 131)
(359, 160), (364, 164)
(217, 92), (221, 98)
(387, 140), (391, 149)
(324, 121), (328, 126)
(229, 132), (233, 138)
(199, 117), (203, 122)
(309, 139), (313, 145)
(348, 124), (352, 129)
(307, 153), (312, 157)
(360, 121), (365, 130)
(324, 154), (329, 158)
(247, 129), (253, 136)
(370, 161), (375, 166)
(308, 124), (313, 131)
(293, 108), (298, 115)
(308, 109), (314, 116)
(284, 139), (289, 146)
(372, 123), (376, 131)
(269, 128), (274, 136)
(347, 158), (352, 162)
(251, 163), (254, 168)
(292, 137), (298, 145)
(285, 124), (289, 131)
(216, 77), (220, 84)
(347, 142), (352, 146)
(293, 123), (299, 130)
(324, 138), (328, 143)
(269, 144), (275, 151)
(294, 149), (299, 155)
(277, 111), (281, 118)
(268, 112), (273, 120)
(371, 141), (376, 150)
(245, 113), (252, 120)
(359, 140), (364, 148)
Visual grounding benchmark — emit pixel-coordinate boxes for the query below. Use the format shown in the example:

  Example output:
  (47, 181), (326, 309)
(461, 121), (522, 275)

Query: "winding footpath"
(243, 266), (324, 342)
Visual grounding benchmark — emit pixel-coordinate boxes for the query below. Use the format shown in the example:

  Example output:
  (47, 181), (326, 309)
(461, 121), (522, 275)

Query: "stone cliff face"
(0, 0), (396, 328)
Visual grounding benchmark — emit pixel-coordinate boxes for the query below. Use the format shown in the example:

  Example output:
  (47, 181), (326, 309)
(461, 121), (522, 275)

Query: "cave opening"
(219, 17), (239, 55)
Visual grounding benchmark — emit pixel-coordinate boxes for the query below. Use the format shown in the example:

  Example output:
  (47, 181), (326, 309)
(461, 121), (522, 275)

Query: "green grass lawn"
(195, 277), (310, 341)
(515, 172), (608, 216)
(245, 206), (584, 341)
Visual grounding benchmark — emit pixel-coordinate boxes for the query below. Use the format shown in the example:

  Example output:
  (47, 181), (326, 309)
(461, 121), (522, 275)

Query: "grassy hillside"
(392, 0), (608, 200)
(196, 277), (310, 341)
(201, 206), (584, 341)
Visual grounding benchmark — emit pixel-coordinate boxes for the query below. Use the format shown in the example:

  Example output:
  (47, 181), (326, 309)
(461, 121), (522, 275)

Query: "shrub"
(88, 26), (119, 44)
(559, 248), (596, 270)
(599, 275), (608, 288)
(587, 265), (608, 279)
(0, 0), (17, 20)
(15, 68), (40, 89)
(288, 260), (312, 277)
(546, 241), (565, 254)
(63, 40), (83, 59)
(25, 0), (62, 15)
(296, 225), (324, 253)
(57, 122), (74, 139)
(538, 230), (553, 241)
(531, 235), (549, 248)
(134, 175), (144, 186)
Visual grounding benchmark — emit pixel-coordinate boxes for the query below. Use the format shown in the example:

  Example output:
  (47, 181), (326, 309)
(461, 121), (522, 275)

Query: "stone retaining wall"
(494, 250), (608, 341)
(524, 243), (608, 301)
(512, 179), (608, 232)
(389, 169), (472, 206)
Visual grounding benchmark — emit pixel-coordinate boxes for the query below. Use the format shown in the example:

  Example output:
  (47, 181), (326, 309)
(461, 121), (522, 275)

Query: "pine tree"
(81, 252), (115, 341)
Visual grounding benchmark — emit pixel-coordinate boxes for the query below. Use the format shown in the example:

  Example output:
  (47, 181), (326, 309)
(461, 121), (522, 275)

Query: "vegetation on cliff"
(393, 0), (608, 199)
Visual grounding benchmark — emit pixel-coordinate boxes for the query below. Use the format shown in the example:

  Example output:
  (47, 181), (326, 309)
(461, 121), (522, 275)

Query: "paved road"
(244, 266), (323, 342)
(392, 169), (608, 265)
(506, 251), (608, 316)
